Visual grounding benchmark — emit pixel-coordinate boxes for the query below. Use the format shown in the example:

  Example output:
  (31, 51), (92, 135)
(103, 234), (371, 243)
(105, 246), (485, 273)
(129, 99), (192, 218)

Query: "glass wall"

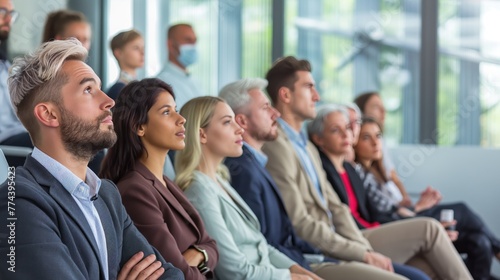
(284, 0), (419, 146)
(241, 0), (272, 79)
(102, 0), (500, 147)
(168, 0), (219, 95)
(436, 0), (500, 147)
(105, 0), (133, 88)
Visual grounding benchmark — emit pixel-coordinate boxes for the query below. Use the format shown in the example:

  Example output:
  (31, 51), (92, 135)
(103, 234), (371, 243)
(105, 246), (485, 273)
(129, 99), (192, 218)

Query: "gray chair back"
(0, 149), (8, 184)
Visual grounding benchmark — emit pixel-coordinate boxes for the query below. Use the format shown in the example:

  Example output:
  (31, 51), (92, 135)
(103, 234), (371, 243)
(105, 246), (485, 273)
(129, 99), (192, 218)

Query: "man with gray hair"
(0, 39), (183, 280)
(222, 78), (392, 280)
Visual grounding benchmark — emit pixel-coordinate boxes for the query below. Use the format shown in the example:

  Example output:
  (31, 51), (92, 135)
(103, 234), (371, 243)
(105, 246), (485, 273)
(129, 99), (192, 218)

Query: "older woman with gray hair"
(308, 104), (476, 280)
(307, 104), (395, 229)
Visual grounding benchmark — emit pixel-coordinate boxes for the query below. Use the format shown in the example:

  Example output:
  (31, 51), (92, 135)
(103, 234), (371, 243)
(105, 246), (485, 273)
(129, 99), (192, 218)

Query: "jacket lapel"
(345, 163), (370, 218)
(93, 189), (117, 277)
(219, 179), (261, 230)
(321, 152), (348, 203)
(24, 156), (105, 277)
(242, 146), (288, 211)
(305, 142), (330, 211)
(134, 163), (199, 233)
(278, 126), (328, 211)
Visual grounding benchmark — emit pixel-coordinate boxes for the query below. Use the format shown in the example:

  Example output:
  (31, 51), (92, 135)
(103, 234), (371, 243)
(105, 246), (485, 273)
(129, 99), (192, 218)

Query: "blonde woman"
(175, 96), (319, 280)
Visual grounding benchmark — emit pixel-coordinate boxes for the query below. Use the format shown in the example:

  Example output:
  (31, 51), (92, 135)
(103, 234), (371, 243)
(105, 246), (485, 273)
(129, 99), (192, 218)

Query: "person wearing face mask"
(156, 23), (204, 110)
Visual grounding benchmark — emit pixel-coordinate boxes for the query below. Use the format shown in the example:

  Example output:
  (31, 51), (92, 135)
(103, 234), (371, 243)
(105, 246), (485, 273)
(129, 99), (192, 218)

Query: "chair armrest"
(0, 145), (33, 157)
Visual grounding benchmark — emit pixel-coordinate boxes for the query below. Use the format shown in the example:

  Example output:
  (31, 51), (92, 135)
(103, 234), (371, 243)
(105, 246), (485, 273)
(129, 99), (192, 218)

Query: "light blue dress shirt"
(277, 118), (325, 205)
(156, 61), (204, 109)
(243, 142), (267, 168)
(31, 148), (109, 279)
(0, 59), (27, 142)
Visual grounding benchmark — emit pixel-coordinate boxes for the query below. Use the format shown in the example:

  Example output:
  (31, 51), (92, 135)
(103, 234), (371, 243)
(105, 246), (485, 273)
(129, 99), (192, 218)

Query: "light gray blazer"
(184, 170), (295, 280)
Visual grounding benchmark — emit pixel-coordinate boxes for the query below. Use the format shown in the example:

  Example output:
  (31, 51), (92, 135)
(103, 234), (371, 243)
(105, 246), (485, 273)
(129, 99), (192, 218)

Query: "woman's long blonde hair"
(175, 96), (230, 190)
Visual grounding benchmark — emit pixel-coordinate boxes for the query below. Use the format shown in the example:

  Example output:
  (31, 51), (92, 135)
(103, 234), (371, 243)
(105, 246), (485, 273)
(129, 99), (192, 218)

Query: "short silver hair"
(9, 38), (88, 112)
(219, 77), (268, 114)
(344, 102), (361, 119)
(307, 104), (349, 137)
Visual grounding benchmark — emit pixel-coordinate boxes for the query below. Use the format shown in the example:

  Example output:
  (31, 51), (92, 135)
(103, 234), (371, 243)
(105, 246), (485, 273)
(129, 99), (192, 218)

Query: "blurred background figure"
(157, 23), (204, 110)
(42, 9), (91, 50)
(0, 0), (33, 167)
(107, 29), (144, 100)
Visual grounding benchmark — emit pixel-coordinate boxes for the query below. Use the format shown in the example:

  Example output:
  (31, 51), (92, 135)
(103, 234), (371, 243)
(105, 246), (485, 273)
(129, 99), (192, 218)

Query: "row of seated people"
(99, 53), (478, 280)
(0, 39), (489, 279)
(308, 104), (500, 280)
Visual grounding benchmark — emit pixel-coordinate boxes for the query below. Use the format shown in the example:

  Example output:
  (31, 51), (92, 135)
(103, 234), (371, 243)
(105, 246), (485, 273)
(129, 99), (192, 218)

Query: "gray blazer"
(0, 155), (183, 280)
(184, 171), (295, 280)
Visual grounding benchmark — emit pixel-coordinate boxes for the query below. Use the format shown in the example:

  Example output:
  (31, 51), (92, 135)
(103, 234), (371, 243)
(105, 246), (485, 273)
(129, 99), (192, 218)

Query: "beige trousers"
(362, 217), (472, 280)
(311, 261), (408, 280)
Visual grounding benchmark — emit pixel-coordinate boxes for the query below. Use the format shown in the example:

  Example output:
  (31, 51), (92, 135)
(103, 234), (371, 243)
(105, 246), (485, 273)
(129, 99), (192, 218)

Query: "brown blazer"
(262, 125), (372, 262)
(117, 162), (219, 279)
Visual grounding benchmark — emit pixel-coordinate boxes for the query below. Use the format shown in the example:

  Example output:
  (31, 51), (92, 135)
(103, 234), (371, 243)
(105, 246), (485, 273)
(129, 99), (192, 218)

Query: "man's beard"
(0, 27), (10, 41)
(253, 122), (279, 142)
(60, 107), (117, 162)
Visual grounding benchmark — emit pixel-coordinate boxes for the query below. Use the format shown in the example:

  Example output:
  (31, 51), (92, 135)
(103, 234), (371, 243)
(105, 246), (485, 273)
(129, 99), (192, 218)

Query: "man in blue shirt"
(0, 38), (183, 279)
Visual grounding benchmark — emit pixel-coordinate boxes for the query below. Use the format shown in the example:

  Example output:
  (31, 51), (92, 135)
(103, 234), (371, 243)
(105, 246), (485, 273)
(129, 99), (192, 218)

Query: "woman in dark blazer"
(100, 78), (219, 279)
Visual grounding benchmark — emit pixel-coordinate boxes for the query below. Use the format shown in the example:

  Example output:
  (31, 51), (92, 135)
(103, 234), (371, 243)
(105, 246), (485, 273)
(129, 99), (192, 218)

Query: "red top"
(339, 171), (380, 229)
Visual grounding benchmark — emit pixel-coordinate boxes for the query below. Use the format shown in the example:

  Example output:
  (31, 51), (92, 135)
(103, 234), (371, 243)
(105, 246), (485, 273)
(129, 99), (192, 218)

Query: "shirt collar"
(119, 70), (135, 84)
(166, 61), (190, 77)
(31, 147), (101, 201)
(243, 142), (268, 167)
(277, 118), (307, 147)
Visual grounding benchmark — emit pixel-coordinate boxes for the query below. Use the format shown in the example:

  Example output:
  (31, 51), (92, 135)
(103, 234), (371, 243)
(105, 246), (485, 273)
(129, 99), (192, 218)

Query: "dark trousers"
(393, 263), (430, 280)
(420, 202), (500, 280)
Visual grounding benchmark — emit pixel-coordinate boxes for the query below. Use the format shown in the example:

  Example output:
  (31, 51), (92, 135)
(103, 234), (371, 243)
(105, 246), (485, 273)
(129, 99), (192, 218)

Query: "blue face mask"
(177, 44), (198, 67)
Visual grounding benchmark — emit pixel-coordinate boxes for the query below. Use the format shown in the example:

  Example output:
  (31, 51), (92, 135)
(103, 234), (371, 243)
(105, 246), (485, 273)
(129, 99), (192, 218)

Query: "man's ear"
(33, 102), (60, 128)
(199, 128), (208, 144)
(235, 113), (248, 130)
(278, 87), (291, 104)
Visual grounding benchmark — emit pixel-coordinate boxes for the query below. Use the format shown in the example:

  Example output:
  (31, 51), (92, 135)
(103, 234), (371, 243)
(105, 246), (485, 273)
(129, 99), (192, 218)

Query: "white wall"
(390, 145), (500, 276)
